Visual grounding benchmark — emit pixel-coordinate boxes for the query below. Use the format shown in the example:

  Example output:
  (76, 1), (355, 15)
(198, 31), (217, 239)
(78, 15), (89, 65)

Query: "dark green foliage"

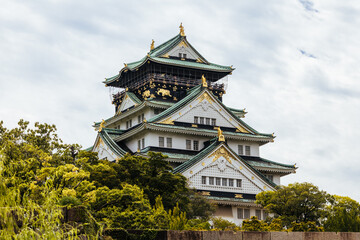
(59, 196), (82, 207)
(324, 195), (360, 232)
(256, 182), (330, 228)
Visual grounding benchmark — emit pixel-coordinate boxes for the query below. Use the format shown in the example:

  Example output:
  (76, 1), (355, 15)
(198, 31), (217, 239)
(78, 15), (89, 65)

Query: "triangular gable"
(149, 33), (208, 64)
(92, 129), (127, 161)
(176, 142), (276, 193)
(156, 88), (255, 134)
(117, 92), (141, 113)
(163, 39), (207, 63)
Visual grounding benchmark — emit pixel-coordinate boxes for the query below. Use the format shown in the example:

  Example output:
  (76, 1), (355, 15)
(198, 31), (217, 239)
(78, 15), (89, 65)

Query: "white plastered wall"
(226, 140), (260, 157)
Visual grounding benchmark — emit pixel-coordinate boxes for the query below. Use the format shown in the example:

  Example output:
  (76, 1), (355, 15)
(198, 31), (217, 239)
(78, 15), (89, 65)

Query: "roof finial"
(98, 119), (106, 132)
(179, 23), (185, 36)
(217, 127), (225, 142)
(201, 74), (208, 88)
(150, 39), (155, 51)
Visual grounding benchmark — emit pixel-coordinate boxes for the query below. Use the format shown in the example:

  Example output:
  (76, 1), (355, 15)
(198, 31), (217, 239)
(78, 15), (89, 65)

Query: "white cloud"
(0, 0), (359, 201)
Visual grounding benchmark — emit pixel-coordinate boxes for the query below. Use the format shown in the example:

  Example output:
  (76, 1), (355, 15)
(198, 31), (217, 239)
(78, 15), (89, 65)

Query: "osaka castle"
(90, 24), (296, 225)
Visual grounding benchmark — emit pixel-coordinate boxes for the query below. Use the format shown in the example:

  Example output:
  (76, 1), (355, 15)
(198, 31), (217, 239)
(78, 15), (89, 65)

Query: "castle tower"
(91, 25), (296, 225)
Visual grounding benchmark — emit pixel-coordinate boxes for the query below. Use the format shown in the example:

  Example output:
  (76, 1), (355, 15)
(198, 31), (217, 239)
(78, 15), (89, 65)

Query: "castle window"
(186, 140), (191, 150)
(244, 209), (250, 219)
(256, 210), (262, 220)
(193, 140), (199, 151)
(209, 177), (214, 185)
(229, 179), (234, 187)
(183, 53), (187, 58)
(211, 118), (216, 126)
(206, 118), (210, 125)
(237, 208), (243, 219)
(202, 176), (206, 184)
(222, 178), (227, 186)
(245, 146), (251, 155)
(200, 117), (204, 124)
(159, 137), (164, 147)
(138, 140), (141, 151)
(238, 145), (244, 155)
(142, 113), (144, 121)
(142, 138), (145, 149)
(216, 178), (221, 186)
(166, 137), (172, 148)
(236, 179), (242, 188)
(194, 116), (198, 124)
(178, 53), (182, 58)
(266, 175), (273, 182)
(138, 115), (141, 124)
(126, 120), (132, 129)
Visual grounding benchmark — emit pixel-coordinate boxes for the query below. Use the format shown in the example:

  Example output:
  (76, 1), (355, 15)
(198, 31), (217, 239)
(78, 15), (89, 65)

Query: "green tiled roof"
(127, 92), (142, 104)
(146, 84), (273, 138)
(103, 34), (233, 85)
(146, 123), (273, 140)
(148, 84), (203, 123)
(173, 139), (219, 174)
(242, 156), (296, 171)
(173, 140), (277, 188)
(98, 128), (127, 157)
(140, 147), (193, 161)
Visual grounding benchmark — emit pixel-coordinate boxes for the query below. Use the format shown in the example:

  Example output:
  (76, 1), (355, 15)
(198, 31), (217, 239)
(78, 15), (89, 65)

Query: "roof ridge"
(172, 140), (220, 174)
(259, 157), (296, 168)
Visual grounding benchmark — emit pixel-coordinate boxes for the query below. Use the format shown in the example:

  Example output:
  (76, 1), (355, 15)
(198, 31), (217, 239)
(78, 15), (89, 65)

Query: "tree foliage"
(0, 120), (214, 237)
(256, 182), (329, 227)
(324, 195), (360, 232)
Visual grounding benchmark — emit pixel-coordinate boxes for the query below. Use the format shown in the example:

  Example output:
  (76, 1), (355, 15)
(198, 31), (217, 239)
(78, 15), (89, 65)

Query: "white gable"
(118, 94), (137, 113)
(166, 40), (202, 62)
(182, 145), (274, 194)
(158, 90), (252, 134)
(92, 136), (117, 161)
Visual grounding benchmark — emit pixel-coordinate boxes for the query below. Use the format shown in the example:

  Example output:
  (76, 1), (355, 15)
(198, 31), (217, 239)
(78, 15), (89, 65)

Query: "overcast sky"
(1, 0), (359, 201)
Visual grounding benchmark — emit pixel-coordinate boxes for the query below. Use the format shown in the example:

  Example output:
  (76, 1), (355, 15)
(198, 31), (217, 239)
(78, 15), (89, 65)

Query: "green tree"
(211, 217), (240, 231)
(324, 195), (360, 232)
(242, 216), (268, 231)
(256, 182), (329, 228)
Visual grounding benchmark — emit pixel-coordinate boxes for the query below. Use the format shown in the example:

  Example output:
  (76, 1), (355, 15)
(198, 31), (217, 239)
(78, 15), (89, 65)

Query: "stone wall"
(104, 230), (360, 240)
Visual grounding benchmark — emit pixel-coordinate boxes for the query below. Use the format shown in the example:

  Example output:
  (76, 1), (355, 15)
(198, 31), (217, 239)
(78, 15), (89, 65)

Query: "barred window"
(256, 210), (262, 220)
(186, 140), (191, 150)
(206, 118), (210, 125)
(209, 177), (214, 185)
(194, 116), (198, 124)
(245, 145), (251, 155)
(138, 140), (141, 150)
(222, 178), (227, 186)
(266, 175), (273, 182)
(200, 117), (204, 124)
(193, 140), (199, 151)
(141, 138), (145, 149)
(166, 138), (172, 148)
(216, 178), (221, 186)
(202, 176), (206, 184)
(238, 145), (244, 155)
(159, 137), (164, 147)
(236, 179), (242, 188)
(211, 118), (216, 126)
(237, 208), (244, 219)
(244, 209), (250, 219)
(228, 179), (234, 187)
